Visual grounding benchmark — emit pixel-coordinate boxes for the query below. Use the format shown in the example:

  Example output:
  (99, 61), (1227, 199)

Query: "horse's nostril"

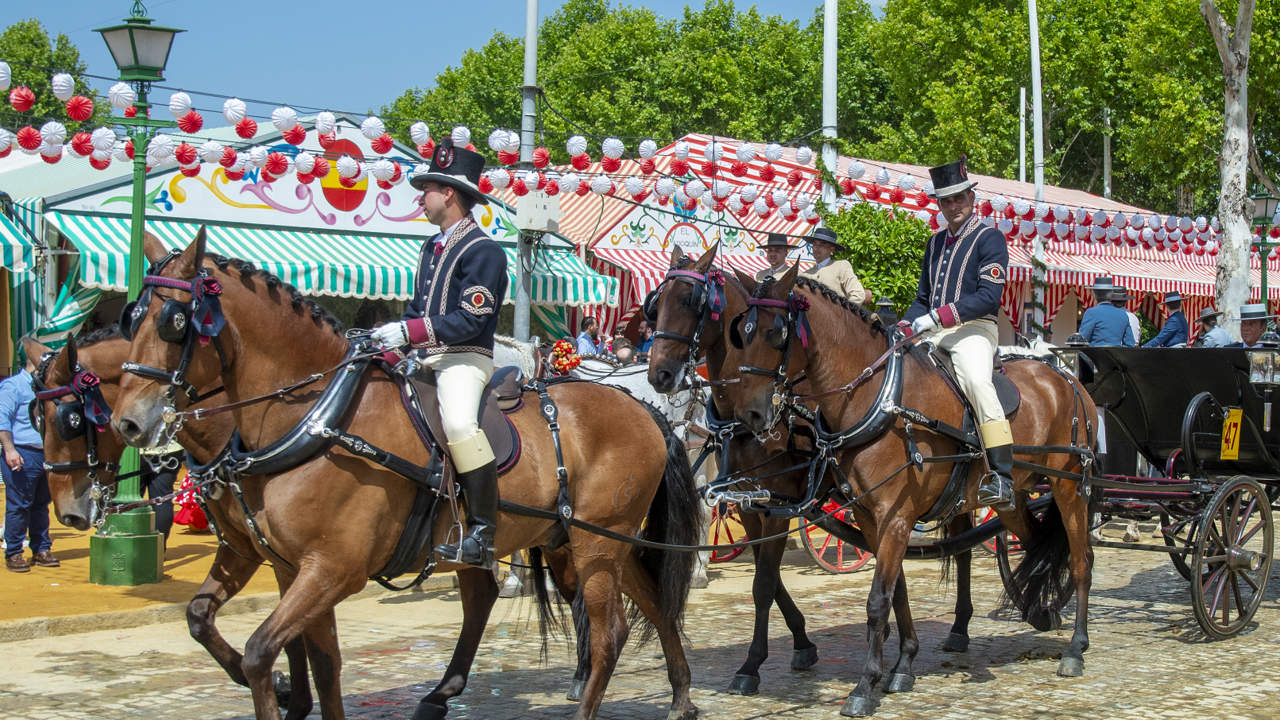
(117, 418), (141, 441)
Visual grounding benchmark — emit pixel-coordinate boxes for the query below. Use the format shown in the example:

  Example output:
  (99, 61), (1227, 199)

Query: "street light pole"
(92, 1), (181, 585)
(1251, 189), (1280, 327)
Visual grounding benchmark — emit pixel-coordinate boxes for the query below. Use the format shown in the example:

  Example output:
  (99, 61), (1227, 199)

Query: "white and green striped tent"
(44, 211), (617, 307)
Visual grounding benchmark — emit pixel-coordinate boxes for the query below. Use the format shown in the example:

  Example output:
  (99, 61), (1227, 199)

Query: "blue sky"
(2, 1), (880, 120)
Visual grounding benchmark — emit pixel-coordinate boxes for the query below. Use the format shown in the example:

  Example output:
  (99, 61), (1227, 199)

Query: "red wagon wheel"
(804, 500), (873, 573)
(709, 503), (747, 562)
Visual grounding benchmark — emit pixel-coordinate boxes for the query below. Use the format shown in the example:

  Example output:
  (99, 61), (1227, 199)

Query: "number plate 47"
(1220, 407), (1243, 461)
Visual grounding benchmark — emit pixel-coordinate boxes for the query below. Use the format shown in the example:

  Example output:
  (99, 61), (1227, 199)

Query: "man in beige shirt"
(754, 233), (795, 282)
(799, 227), (873, 304)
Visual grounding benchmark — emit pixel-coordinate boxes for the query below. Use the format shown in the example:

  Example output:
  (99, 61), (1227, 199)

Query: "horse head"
(26, 333), (128, 530)
(646, 242), (726, 393)
(114, 227), (235, 447)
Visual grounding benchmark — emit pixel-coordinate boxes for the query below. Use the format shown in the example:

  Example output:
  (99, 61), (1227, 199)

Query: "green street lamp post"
(89, 1), (182, 585)
(1251, 188), (1280, 329)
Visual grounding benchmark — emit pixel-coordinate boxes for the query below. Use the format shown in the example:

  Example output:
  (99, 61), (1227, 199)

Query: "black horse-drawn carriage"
(1064, 345), (1276, 638)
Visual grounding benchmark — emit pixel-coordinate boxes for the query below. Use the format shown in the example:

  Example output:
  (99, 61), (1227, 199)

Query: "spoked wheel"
(1160, 511), (1197, 582)
(709, 503), (747, 563)
(804, 500), (873, 573)
(1190, 476), (1274, 639)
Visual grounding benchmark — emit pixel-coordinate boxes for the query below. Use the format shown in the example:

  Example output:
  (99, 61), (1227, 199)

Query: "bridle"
(643, 265), (727, 372)
(728, 291), (814, 428)
(120, 250), (229, 418)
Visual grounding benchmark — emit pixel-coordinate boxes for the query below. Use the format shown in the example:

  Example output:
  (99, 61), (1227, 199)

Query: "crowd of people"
(1076, 276), (1266, 348)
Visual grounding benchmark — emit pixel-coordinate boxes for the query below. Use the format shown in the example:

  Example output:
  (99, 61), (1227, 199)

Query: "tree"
(823, 201), (930, 311)
(0, 19), (107, 133)
(1201, 0), (1257, 328)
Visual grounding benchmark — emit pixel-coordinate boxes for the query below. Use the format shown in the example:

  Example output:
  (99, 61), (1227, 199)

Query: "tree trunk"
(1201, 0), (1256, 328)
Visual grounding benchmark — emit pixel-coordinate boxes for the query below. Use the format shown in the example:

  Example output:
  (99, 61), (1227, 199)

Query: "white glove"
(371, 321), (409, 349)
(910, 313), (937, 335)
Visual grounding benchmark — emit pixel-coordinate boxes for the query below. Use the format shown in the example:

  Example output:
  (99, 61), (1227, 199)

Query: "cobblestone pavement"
(4, 538), (1280, 720)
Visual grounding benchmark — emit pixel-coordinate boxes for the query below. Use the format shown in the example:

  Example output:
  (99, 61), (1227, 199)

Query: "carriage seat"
(405, 365), (525, 474)
(926, 347), (1021, 418)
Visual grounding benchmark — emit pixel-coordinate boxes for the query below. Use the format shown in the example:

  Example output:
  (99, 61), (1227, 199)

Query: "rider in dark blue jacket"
(1143, 292), (1188, 347)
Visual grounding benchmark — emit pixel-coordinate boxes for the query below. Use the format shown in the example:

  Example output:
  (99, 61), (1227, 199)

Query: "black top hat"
(409, 139), (488, 205)
(1197, 307), (1222, 323)
(762, 233), (794, 249)
(1161, 291), (1183, 305)
(927, 157), (978, 199)
(808, 227), (840, 246)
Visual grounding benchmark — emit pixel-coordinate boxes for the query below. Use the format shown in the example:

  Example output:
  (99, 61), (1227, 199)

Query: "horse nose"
(60, 513), (89, 531)
(115, 416), (146, 445)
(653, 368), (674, 393)
(743, 408), (768, 432)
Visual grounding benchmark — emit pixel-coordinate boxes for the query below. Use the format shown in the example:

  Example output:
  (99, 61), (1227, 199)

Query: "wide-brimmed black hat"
(1110, 285), (1133, 302)
(1161, 291), (1183, 305)
(927, 157), (978, 199)
(762, 233), (794, 249)
(808, 227), (840, 247)
(1197, 307), (1222, 323)
(1090, 276), (1116, 294)
(409, 139), (488, 205)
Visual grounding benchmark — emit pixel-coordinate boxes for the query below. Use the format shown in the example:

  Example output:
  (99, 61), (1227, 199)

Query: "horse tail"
(633, 399), (700, 642)
(1001, 501), (1072, 630)
(527, 547), (568, 662)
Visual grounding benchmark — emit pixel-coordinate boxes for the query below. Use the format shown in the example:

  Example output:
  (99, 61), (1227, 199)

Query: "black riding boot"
(977, 445), (1016, 512)
(436, 461), (499, 568)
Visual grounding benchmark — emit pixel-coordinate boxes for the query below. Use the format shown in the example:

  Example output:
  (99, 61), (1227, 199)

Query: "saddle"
(403, 365), (524, 474)
(927, 347), (1021, 419)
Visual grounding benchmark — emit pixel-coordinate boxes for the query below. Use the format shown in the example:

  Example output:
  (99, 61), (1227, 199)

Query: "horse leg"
(883, 573), (918, 693)
(841, 534), (908, 717)
(241, 563), (357, 720)
(269, 566), (316, 720)
(942, 514), (974, 653)
(571, 556), (630, 720)
(543, 546), (591, 702)
(691, 500), (711, 589)
(1053, 483), (1094, 678)
(298, 608), (343, 720)
(415, 567), (500, 719)
(620, 552), (698, 720)
(186, 544), (311, 716)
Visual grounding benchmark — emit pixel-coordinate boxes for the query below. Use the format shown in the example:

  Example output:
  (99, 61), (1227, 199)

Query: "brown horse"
(23, 332), (317, 720)
(645, 245), (981, 697)
(110, 230), (700, 720)
(720, 266), (1096, 716)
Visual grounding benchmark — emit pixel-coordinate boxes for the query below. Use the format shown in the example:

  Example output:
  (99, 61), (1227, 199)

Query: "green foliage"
(822, 201), (931, 311)
(0, 19), (108, 132)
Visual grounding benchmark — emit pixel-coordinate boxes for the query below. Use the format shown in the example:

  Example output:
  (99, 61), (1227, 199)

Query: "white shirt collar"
(436, 217), (465, 245)
(814, 257), (832, 270)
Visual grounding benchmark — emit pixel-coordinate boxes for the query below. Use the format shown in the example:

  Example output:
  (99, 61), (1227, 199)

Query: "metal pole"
(1019, 87), (1026, 184)
(1028, 0), (1047, 337)
(1103, 106), (1112, 200)
(513, 0), (538, 342)
(820, 0), (838, 211)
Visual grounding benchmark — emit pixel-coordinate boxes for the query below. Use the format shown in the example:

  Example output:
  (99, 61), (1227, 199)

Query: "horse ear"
(171, 226), (208, 279)
(192, 225), (208, 270)
(692, 241), (720, 271)
(142, 231), (168, 263)
(771, 263), (799, 298)
(733, 269), (757, 295)
(669, 245), (685, 268)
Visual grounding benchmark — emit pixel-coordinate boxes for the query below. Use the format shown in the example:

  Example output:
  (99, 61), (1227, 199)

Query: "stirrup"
(435, 535), (495, 569)
(977, 473), (1015, 511)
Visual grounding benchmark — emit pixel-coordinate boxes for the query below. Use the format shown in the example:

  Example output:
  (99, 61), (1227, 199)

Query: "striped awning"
(0, 212), (33, 272)
(44, 211), (616, 306)
(32, 280), (102, 349)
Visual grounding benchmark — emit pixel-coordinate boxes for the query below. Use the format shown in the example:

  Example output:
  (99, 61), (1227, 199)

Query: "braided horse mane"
(751, 274), (886, 337)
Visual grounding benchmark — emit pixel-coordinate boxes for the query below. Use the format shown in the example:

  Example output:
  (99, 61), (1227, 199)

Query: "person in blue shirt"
(1193, 307), (1234, 347)
(1078, 277), (1135, 346)
(1143, 291), (1189, 347)
(575, 316), (605, 356)
(636, 319), (654, 353)
(2, 348), (57, 572)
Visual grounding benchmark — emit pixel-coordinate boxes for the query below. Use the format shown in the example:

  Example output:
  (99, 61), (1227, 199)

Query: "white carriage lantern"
(1248, 330), (1280, 431)
(1056, 332), (1090, 376)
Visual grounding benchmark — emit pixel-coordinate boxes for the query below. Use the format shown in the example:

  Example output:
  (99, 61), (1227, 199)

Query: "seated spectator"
(576, 317), (605, 356)
(1143, 291), (1188, 347)
(1194, 307), (1233, 347)
(1227, 303), (1272, 348)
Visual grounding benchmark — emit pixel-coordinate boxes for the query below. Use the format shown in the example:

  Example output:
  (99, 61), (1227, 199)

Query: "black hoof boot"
(272, 670), (292, 707)
(412, 699), (450, 720)
(791, 644), (819, 671)
(884, 673), (915, 693)
(566, 678), (587, 702)
(728, 673), (760, 695)
(941, 631), (969, 652)
(840, 693), (879, 717)
(1057, 656), (1084, 677)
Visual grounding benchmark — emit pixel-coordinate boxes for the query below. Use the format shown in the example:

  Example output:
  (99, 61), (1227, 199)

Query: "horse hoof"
(566, 678), (587, 701)
(272, 670), (292, 706)
(690, 573), (709, 589)
(1057, 656), (1084, 677)
(941, 632), (969, 653)
(840, 693), (879, 717)
(667, 706), (700, 720)
(791, 644), (819, 671)
(728, 674), (760, 695)
(1027, 609), (1063, 632)
(412, 699), (449, 720)
(884, 673), (915, 694)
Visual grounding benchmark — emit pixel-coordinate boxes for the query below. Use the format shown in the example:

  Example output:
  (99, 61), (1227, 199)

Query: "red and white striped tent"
(494, 133), (1280, 340)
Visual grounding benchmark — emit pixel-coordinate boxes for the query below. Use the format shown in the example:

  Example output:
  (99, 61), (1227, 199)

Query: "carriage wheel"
(975, 508), (1026, 556)
(709, 503), (747, 563)
(1160, 510), (1197, 582)
(803, 501), (873, 573)
(1190, 476), (1274, 640)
